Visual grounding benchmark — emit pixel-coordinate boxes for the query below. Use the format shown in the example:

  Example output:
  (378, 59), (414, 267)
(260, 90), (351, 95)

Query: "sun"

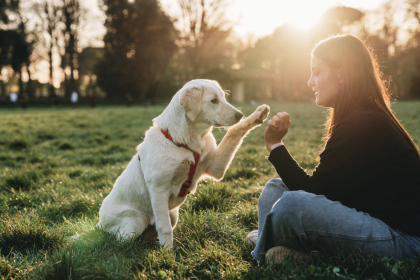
(280, 1), (328, 28)
(160, 0), (339, 38)
(232, 0), (334, 36)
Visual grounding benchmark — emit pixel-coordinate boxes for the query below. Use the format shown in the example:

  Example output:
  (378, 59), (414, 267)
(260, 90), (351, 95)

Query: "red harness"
(161, 129), (201, 197)
(137, 130), (200, 196)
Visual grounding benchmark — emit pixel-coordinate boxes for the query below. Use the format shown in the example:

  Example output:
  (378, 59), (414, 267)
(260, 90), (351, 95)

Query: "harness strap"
(161, 129), (200, 197)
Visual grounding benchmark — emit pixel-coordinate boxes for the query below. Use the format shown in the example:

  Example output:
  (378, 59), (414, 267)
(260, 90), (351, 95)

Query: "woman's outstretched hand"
(264, 112), (291, 152)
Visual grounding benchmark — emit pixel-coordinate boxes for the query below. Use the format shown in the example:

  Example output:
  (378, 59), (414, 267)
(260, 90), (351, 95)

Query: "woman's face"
(307, 56), (340, 108)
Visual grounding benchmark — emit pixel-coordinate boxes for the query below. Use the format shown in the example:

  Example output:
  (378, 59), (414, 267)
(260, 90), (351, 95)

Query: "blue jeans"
(252, 178), (420, 262)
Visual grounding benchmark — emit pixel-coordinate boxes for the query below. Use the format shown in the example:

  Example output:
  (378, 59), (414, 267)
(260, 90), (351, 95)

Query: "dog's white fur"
(98, 79), (269, 249)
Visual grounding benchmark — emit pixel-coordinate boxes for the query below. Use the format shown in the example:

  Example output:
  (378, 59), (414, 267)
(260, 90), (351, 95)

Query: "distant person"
(71, 91), (78, 108)
(9, 92), (18, 109)
(247, 34), (420, 263)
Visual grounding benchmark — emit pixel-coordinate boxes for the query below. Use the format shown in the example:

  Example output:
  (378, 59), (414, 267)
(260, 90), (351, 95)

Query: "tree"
(13, 1), (33, 97)
(405, 0), (420, 98)
(367, 0), (402, 98)
(315, 6), (364, 37)
(0, 30), (16, 73)
(34, 0), (61, 103)
(97, 0), (177, 103)
(10, 28), (31, 96)
(78, 46), (104, 103)
(407, 0), (420, 25)
(240, 25), (313, 100)
(0, 0), (32, 98)
(61, 0), (82, 97)
(176, 0), (234, 77)
(0, 0), (19, 23)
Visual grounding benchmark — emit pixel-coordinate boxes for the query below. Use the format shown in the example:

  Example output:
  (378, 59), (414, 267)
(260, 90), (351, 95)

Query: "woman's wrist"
(270, 142), (284, 152)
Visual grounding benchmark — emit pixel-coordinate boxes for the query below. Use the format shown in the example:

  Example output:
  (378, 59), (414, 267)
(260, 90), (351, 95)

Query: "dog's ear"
(179, 86), (203, 122)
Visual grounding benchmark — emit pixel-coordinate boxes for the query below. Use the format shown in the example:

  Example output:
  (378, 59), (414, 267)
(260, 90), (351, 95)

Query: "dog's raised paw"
(254, 104), (270, 124)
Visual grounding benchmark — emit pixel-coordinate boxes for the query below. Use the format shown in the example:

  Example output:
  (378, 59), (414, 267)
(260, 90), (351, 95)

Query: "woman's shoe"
(245, 230), (258, 246)
(265, 246), (310, 264)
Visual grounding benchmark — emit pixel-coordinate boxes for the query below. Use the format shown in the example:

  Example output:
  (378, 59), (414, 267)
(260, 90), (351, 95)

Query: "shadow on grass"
(0, 212), (62, 256)
(9, 138), (29, 150)
(0, 169), (42, 191)
(37, 226), (160, 280)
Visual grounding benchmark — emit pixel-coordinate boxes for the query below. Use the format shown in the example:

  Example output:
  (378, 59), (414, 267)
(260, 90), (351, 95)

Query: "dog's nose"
(235, 112), (245, 121)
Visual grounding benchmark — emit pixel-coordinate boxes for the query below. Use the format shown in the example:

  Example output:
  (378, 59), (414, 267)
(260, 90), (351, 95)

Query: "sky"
(160, 0), (388, 38)
(82, 0), (388, 49)
(31, 0), (391, 86)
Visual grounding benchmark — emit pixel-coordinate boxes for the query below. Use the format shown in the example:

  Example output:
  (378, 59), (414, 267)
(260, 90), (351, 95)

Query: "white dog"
(98, 79), (269, 249)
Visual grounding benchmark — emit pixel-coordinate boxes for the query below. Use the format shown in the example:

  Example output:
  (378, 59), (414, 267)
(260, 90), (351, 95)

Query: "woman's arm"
(266, 111), (393, 208)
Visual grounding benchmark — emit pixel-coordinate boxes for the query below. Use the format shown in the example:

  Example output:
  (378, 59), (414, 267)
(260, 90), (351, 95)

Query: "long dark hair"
(312, 34), (419, 151)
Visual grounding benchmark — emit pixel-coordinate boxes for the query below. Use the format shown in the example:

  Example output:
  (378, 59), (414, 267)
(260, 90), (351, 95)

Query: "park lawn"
(0, 101), (419, 279)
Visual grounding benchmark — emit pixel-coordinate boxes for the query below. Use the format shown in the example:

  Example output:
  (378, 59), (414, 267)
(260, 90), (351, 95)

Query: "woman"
(248, 34), (420, 263)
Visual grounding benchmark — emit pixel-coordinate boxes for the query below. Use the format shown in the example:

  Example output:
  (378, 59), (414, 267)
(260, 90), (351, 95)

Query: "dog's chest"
(166, 154), (209, 208)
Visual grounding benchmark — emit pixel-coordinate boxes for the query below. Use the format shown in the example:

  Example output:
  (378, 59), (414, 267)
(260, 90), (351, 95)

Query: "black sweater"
(268, 109), (420, 236)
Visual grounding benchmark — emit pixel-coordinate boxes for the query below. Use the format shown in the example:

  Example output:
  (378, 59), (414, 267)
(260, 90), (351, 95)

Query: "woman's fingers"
(264, 111), (291, 152)
(267, 119), (277, 130)
(270, 112), (290, 129)
(277, 112), (290, 120)
(272, 116), (279, 127)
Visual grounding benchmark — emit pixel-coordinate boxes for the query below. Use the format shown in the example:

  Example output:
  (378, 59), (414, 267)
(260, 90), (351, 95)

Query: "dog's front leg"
(149, 190), (173, 249)
(206, 105), (269, 180)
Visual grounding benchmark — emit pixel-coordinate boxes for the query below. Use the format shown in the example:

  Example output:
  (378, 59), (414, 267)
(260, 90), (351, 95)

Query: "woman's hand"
(264, 112), (291, 152)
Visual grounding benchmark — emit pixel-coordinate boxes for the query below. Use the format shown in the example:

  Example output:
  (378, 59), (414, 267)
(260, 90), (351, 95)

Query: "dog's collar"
(161, 129), (200, 197)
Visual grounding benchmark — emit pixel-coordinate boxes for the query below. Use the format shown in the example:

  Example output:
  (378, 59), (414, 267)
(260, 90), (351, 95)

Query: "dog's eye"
(211, 98), (218, 104)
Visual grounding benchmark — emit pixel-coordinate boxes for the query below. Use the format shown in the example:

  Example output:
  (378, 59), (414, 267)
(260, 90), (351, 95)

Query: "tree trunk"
(48, 48), (54, 96)
(26, 63), (33, 98)
(70, 33), (76, 92)
(19, 67), (23, 95)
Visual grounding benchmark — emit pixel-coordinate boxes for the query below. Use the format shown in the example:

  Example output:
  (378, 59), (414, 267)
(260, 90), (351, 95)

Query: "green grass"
(0, 102), (419, 279)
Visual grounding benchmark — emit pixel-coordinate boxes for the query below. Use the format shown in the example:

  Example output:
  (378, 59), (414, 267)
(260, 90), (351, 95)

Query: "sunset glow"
(230, 0), (330, 36)
(160, 0), (387, 38)
(228, 0), (387, 37)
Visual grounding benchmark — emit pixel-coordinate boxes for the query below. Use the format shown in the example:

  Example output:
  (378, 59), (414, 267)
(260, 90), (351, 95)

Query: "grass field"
(1, 102), (420, 279)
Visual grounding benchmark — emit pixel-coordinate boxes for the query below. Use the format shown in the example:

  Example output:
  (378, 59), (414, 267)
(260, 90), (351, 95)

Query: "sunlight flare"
(232, 0), (340, 36)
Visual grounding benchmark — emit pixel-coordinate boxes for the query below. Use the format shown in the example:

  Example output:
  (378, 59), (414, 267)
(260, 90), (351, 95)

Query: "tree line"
(0, 0), (420, 107)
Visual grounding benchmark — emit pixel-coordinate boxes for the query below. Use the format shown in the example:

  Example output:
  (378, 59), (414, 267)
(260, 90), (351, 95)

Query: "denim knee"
(264, 191), (314, 250)
(258, 178), (287, 205)
(270, 191), (314, 226)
